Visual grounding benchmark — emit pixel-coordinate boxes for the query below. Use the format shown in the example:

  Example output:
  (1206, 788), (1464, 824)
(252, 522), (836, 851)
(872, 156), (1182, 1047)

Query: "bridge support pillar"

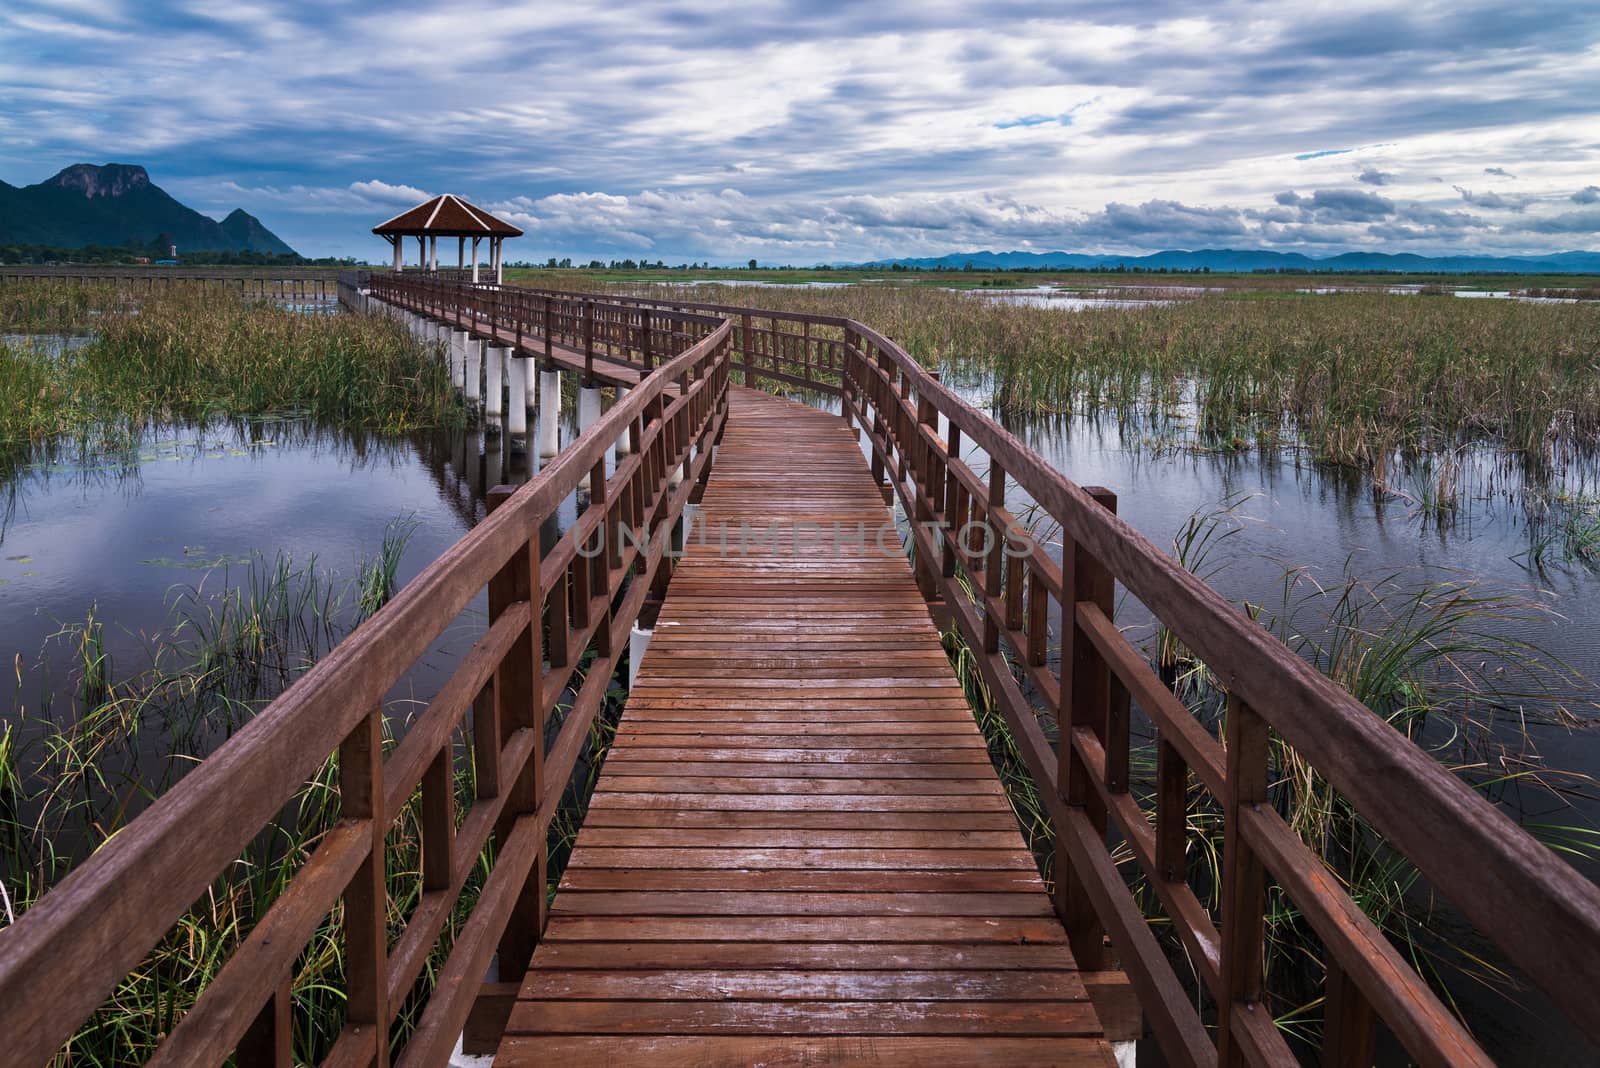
(451, 327), (467, 394)
(462, 334), (483, 413)
(483, 341), (504, 434)
(504, 351), (528, 453)
(577, 385), (605, 491)
(538, 369), (562, 458)
(628, 623), (652, 689)
(613, 386), (631, 456)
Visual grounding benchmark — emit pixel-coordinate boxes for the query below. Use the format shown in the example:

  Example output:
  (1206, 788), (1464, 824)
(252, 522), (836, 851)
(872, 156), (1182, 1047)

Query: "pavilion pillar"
(429, 235), (438, 272)
(391, 236), (401, 272)
(458, 237), (465, 270)
(471, 237), (481, 284)
(417, 236), (425, 270)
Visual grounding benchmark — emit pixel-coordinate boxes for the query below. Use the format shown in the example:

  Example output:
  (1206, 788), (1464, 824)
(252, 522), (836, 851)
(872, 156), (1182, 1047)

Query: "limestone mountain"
(0, 163), (296, 255)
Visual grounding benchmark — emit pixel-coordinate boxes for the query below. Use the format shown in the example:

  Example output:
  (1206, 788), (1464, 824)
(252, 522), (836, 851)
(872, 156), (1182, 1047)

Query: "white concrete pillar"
(524, 354), (538, 410)
(484, 342), (504, 433)
(391, 237), (402, 272)
(628, 623), (652, 689)
(538, 368), (562, 458)
(506, 355), (529, 453)
(577, 385), (604, 490)
(450, 330), (467, 393)
(429, 234), (437, 271)
(461, 334), (482, 410)
(614, 386), (632, 456)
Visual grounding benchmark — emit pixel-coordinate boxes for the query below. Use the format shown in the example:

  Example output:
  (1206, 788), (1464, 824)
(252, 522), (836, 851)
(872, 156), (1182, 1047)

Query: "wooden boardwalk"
(498, 389), (1113, 1066)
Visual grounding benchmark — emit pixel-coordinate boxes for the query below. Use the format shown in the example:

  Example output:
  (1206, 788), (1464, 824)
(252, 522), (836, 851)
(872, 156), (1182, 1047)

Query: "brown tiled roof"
(372, 194), (523, 237)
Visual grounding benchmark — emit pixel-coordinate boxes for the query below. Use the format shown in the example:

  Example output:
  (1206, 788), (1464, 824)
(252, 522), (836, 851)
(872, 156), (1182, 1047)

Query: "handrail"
(0, 297), (732, 1066)
(835, 316), (1600, 1064)
(423, 278), (1600, 1062)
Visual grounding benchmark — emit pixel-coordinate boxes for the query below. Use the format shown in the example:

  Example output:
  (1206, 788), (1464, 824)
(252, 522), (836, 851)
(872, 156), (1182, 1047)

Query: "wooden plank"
(499, 389), (1111, 1066)
(497, 1035), (1115, 1067)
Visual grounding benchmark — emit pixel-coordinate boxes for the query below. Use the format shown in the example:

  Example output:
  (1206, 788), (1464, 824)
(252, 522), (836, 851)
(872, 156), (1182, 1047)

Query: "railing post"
(741, 313), (753, 386)
(543, 296), (553, 359)
(239, 979), (293, 1068)
(1218, 693), (1269, 1065)
(942, 423), (962, 580)
(340, 703), (390, 1068)
(914, 375), (942, 606)
(485, 487), (547, 988)
(982, 464), (1005, 654)
(640, 308), (654, 370)
(1055, 487), (1116, 973)
(583, 300), (595, 383)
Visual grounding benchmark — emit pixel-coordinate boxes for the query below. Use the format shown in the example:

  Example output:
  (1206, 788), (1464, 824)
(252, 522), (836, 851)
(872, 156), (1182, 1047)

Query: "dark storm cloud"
(1, 0), (1596, 258)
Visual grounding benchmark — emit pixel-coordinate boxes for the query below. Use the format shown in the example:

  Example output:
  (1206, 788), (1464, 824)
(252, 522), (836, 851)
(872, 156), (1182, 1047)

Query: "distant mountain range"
(0, 163), (296, 256)
(856, 248), (1600, 274)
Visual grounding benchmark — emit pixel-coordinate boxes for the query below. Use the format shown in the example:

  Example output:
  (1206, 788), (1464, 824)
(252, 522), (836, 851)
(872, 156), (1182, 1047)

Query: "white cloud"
(1, 1), (1598, 259)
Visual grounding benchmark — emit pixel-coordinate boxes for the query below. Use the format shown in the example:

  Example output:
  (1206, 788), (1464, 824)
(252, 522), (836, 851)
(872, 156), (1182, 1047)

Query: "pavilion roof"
(372, 194), (523, 238)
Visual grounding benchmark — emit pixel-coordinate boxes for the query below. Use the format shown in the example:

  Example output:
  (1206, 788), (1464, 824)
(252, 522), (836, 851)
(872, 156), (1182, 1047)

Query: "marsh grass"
(0, 520), (631, 1064)
(523, 274), (1600, 529)
(0, 282), (461, 457)
(938, 494), (1599, 1052)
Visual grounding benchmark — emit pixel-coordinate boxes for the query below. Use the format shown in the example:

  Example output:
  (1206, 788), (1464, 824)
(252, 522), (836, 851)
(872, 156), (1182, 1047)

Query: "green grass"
(0, 282), (462, 456)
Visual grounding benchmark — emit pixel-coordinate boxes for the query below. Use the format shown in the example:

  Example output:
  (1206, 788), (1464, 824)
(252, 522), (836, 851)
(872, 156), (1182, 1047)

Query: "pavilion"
(372, 194), (523, 283)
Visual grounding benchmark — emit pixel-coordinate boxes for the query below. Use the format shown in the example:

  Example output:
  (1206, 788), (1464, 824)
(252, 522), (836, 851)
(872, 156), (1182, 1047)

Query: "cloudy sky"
(3, 0), (1598, 262)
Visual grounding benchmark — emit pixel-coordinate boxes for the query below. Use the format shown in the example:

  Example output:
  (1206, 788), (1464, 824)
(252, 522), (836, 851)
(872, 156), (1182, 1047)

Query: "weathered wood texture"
(500, 389), (1115, 1067)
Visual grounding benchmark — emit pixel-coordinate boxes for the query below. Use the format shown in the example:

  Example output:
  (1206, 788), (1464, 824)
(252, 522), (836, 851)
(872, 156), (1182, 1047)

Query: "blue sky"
(2, 0), (1598, 262)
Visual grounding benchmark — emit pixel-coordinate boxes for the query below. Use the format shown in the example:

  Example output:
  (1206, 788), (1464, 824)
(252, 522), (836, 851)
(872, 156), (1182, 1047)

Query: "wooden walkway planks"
(499, 388), (1113, 1067)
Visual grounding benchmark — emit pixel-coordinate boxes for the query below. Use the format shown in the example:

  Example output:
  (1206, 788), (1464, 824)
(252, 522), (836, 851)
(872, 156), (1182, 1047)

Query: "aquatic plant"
(0, 518), (630, 1063)
(0, 282), (462, 457)
(937, 495), (1599, 1055)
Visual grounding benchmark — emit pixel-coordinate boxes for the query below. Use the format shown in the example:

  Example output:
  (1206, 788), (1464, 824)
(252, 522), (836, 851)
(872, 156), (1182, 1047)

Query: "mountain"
(217, 208), (295, 255)
(856, 248), (1600, 274)
(0, 163), (297, 255)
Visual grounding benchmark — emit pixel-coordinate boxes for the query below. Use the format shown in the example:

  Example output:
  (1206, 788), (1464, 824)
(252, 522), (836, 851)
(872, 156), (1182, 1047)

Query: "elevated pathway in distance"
(496, 388), (1114, 1066)
(430, 299), (652, 388)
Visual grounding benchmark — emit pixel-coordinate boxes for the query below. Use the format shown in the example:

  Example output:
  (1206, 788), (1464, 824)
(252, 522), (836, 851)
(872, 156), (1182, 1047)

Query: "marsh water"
(4, 308), (1597, 1063)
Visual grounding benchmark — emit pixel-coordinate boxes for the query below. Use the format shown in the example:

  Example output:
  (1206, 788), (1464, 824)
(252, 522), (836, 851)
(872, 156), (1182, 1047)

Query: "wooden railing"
(396, 279), (1600, 1063)
(367, 274), (723, 384)
(545, 287), (853, 395)
(0, 304), (732, 1066)
(834, 321), (1600, 1065)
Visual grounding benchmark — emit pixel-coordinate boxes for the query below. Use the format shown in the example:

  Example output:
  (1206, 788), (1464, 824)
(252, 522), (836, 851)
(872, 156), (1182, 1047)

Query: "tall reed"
(0, 282), (461, 455)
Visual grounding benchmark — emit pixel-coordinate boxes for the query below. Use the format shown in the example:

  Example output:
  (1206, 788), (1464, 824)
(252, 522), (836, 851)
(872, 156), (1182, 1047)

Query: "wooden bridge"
(2, 274), (1598, 1067)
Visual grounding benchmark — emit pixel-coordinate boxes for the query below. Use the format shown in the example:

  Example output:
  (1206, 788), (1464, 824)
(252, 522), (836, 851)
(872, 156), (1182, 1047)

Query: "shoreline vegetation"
(0, 282), (462, 460)
(504, 269), (1600, 565)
